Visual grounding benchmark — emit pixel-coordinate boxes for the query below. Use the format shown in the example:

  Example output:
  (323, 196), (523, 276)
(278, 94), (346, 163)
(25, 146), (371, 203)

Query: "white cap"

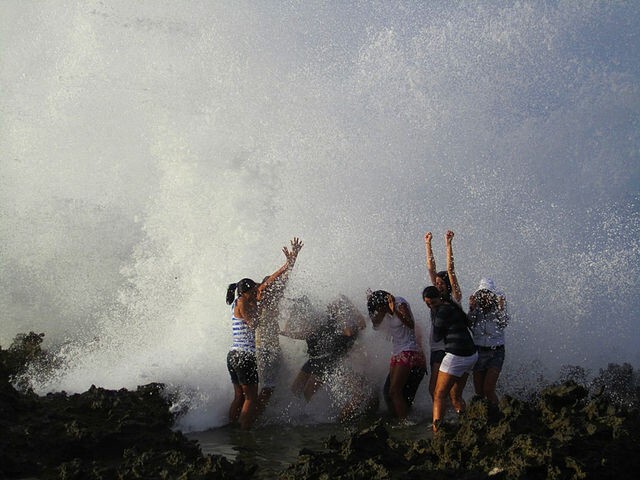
(477, 277), (497, 292)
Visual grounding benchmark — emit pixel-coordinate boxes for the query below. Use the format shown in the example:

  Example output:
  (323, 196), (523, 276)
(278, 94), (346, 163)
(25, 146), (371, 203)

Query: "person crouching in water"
(286, 295), (365, 403)
(366, 290), (426, 422)
(422, 286), (477, 433)
(468, 278), (509, 420)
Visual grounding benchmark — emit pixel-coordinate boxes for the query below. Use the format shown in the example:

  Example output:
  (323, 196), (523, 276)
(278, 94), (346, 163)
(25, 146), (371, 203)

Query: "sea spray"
(1, 1), (639, 431)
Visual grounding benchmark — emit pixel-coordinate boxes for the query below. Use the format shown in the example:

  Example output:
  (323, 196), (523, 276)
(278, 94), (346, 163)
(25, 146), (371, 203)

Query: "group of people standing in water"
(226, 231), (509, 433)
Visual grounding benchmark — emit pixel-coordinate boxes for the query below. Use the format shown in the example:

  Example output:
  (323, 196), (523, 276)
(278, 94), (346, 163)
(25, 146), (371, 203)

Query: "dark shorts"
(430, 349), (446, 367)
(473, 347), (505, 372)
(227, 349), (259, 385)
(301, 354), (340, 378)
(383, 366), (426, 407)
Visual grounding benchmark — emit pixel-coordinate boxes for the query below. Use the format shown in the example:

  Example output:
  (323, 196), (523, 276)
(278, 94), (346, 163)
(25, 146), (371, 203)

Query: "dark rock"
(281, 377), (640, 480)
(0, 333), (255, 480)
(3, 333), (640, 479)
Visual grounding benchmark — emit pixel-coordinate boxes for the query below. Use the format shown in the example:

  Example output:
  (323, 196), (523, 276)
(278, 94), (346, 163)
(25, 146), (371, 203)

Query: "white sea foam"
(1, 1), (638, 431)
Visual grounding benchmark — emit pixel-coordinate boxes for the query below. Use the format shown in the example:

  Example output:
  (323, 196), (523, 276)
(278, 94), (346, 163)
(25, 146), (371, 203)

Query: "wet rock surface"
(281, 378), (640, 480)
(2, 333), (640, 479)
(1, 333), (255, 479)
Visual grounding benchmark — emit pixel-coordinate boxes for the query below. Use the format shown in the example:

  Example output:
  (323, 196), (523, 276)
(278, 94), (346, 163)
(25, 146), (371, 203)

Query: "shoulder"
(437, 303), (455, 315)
(395, 296), (410, 308)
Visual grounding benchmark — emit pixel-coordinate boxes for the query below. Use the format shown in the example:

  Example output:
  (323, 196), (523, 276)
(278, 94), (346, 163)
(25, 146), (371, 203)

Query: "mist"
(1, 1), (638, 430)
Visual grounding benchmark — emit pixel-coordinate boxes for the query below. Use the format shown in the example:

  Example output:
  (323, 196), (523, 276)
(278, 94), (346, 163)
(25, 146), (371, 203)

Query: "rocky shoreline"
(2, 332), (640, 479)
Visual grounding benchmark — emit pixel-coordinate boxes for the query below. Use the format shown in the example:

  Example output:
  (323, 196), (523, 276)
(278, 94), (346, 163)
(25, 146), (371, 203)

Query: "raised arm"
(258, 237), (303, 297)
(445, 230), (462, 303)
(495, 294), (509, 329)
(424, 232), (438, 285)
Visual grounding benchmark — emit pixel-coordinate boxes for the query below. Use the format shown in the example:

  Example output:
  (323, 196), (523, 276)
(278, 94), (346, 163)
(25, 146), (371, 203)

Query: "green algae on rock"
(281, 383), (640, 480)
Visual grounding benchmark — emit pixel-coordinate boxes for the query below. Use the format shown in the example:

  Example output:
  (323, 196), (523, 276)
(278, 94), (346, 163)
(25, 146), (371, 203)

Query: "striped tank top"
(231, 300), (256, 353)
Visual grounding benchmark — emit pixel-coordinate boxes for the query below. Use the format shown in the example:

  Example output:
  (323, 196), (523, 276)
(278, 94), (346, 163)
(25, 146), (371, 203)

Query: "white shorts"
(439, 351), (478, 377)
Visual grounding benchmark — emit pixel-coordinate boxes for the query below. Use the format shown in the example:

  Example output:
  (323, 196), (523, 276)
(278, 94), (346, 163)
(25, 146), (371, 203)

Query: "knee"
(434, 389), (448, 402)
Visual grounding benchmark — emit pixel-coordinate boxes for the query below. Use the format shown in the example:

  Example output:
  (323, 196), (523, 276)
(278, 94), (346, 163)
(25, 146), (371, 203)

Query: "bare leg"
(303, 374), (323, 402)
(428, 363), (440, 400)
(388, 364), (411, 420)
(431, 363), (457, 410)
(473, 370), (485, 396)
(256, 387), (274, 417)
(432, 371), (458, 432)
(229, 384), (244, 424)
(238, 383), (259, 430)
(482, 368), (501, 405)
(450, 372), (469, 413)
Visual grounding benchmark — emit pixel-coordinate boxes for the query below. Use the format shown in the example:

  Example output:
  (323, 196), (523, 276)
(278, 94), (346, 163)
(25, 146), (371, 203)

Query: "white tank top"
(378, 297), (421, 356)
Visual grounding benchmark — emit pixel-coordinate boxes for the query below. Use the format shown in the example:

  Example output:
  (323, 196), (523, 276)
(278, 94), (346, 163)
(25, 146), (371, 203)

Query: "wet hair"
(367, 290), (390, 318)
(225, 278), (257, 305)
(435, 271), (453, 300)
(422, 285), (441, 300)
(472, 288), (499, 311)
(436, 271), (451, 290)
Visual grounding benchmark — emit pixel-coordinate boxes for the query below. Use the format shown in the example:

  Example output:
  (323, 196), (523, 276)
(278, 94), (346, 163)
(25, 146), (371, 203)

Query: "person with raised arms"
(424, 230), (462, 400)
(225, 237), (302, 429)
(422, 286), (477, 433)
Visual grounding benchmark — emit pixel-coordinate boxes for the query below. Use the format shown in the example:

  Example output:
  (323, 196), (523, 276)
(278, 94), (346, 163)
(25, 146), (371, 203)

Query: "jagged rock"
(3, 333), (640, 479)
(281, 380), (640, 480)
(0, 333), (255, 480)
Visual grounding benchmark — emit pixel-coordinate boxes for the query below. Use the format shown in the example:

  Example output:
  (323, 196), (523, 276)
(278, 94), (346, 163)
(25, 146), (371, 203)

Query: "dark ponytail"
(227, 278), (257, 305)
(226, 283), (238, 305)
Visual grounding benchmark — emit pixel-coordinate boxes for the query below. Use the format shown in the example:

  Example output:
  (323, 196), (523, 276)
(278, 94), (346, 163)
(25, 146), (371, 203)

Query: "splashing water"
(1, 1), (639, 431)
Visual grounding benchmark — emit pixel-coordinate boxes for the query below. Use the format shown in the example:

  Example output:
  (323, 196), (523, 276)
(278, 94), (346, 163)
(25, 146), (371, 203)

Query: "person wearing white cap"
(468, 277), (509, 419)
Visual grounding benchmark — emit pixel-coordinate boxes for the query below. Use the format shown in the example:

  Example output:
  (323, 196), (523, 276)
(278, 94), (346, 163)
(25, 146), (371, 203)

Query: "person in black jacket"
(423, 286), (478, 433)
(285, 295), (366, 402)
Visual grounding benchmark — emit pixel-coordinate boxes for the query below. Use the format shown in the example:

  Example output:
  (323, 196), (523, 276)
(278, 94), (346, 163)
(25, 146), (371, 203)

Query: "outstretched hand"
(290, 237), (303, 255)
(425, 232), (433, 244)
(283, 237), (304, 265)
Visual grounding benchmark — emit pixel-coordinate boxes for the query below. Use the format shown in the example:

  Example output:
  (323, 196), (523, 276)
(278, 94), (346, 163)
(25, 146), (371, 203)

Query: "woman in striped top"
(225, 238), (303, 429)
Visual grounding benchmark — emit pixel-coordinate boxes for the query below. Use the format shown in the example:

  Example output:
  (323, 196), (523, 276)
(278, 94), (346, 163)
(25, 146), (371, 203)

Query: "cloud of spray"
(1, 1), (639, 430)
